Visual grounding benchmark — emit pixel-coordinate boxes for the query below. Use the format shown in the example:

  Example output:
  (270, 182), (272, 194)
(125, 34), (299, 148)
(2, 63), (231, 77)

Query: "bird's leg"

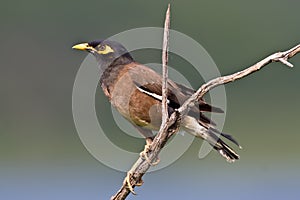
(124, 172), (144, 195)
(133, 127), (160, 165)
(140, 137), (160, 166)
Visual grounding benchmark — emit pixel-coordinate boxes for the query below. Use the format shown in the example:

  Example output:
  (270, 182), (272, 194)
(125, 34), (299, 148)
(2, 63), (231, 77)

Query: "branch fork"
(110, 4), (299, 200)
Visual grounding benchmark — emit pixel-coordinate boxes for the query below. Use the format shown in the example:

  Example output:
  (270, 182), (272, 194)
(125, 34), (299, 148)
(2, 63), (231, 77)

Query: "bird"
(72, 40), (241, 191)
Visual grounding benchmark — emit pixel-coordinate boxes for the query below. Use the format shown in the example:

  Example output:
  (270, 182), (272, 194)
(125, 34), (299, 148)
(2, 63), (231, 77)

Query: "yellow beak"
(72, 43), (90, 51)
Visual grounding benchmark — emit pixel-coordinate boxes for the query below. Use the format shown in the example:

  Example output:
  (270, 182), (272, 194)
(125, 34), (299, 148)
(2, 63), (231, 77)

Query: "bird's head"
(72, 40), (133, 68)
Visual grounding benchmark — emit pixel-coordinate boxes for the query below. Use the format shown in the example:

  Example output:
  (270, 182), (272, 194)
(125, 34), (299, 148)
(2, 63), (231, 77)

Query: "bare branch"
(110, 6), (300, 200)
(111, 42), (299, 200)
(177, 44), (300, 115)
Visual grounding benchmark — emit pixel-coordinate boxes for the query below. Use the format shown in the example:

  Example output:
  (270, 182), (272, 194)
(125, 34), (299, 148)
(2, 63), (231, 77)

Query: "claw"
(125, 172), (136, 195)
(140, 138), (160, 166)
(136, 178), (144, 186)
(125, 172), (144, 195)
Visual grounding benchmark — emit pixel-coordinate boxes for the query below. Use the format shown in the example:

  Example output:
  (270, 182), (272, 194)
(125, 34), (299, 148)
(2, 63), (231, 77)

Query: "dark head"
(72, 40), (133, 69)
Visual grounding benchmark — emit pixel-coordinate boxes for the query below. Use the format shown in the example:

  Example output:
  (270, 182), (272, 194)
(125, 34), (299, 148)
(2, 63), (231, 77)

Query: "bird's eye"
(97, 44), (114, 54)
(98, 45), (106, 51)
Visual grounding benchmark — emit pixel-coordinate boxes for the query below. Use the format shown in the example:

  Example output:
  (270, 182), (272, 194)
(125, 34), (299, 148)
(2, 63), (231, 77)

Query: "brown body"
(73, 40), (241, 162)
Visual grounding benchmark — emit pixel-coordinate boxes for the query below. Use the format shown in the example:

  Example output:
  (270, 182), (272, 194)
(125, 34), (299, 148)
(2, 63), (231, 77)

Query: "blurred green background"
(1, 0), (300, 199)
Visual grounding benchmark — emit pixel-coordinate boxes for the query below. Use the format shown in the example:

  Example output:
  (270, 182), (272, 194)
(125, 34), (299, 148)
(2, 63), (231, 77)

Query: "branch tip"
(279, 58), (294, 68)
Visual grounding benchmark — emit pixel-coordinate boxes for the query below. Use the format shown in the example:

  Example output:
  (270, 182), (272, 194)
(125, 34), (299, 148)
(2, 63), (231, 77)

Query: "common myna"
(72, 40), (241, 163)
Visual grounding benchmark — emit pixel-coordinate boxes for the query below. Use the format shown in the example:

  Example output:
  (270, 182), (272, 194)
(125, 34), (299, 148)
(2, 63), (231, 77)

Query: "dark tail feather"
(208, 127), (242, 149)
(205, 129), (240, 162)
(220, 132), (242, 149)
(199, 113), (217, 126)
(213, 139), (240, 163)
(199, 101), (224, 113)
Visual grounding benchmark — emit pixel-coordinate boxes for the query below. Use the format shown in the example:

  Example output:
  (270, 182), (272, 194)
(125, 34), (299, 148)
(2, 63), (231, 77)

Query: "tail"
(212, 139), (240, 163)
(207, 129), (241, 162)
(206, 129), (240, 163)
(182, 116), (240, 163)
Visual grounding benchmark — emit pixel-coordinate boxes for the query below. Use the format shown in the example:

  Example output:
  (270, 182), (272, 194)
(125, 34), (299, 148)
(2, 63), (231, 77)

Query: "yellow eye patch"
(97, 45), (114, 54)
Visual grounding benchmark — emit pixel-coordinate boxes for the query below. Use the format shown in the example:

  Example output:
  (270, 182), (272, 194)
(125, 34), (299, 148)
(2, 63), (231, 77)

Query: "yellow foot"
(140, 141), (160, 166)
(125, 172), (144, 195)
(125, 172), (136, 195)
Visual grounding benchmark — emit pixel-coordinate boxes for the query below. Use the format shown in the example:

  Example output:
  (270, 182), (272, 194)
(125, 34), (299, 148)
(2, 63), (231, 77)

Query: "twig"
(110, 6), (300, 200)
(177, 44), (300, 115)
(161, 3), (170, 126)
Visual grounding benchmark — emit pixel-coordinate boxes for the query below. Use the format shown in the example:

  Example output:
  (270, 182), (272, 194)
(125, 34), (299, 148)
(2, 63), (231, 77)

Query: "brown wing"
(127, 63), (220, 126)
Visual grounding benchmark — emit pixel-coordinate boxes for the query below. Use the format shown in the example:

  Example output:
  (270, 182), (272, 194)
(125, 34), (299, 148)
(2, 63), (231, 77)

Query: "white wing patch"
(136, 86), (170, 104)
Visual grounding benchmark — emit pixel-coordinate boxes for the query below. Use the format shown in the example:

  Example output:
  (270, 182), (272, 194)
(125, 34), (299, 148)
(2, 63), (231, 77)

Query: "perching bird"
(72, 40), (241, 163)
